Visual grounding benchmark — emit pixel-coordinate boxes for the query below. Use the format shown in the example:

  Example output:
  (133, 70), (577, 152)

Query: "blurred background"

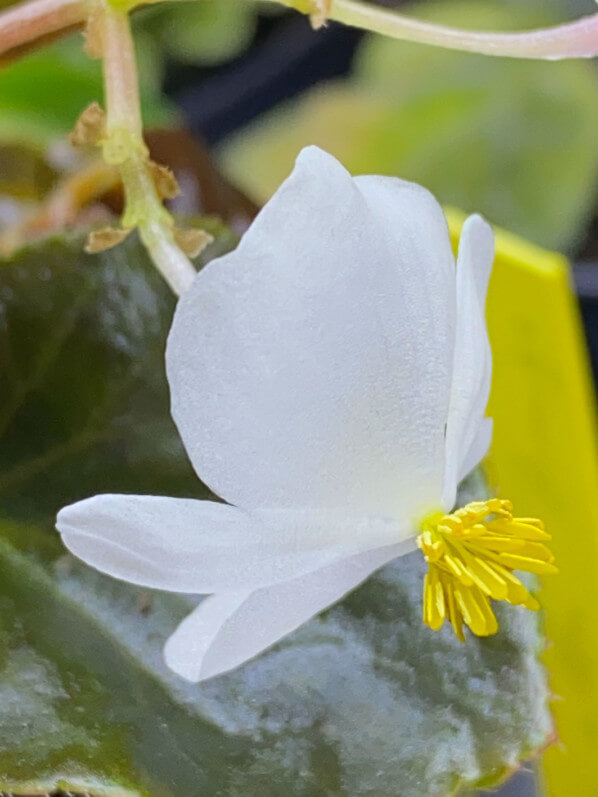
(0, 0), (597, 793)
(1, 0), (597, 374)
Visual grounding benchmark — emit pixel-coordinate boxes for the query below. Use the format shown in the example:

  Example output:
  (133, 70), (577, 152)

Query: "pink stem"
(331, 0), (598, 59)
(0, 0), (87, 61)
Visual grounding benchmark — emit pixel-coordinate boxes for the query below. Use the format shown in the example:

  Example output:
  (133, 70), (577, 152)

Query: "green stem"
(99, 1), (195, 296)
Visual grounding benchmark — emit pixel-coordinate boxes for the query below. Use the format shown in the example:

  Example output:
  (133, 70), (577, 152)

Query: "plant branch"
(280, 0), (598, 59)
(330, 0), (598, 59)
(0, 0), (87, 64)
(0, 0), (597, 70)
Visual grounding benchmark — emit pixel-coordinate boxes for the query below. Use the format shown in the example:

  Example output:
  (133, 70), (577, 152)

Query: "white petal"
(57, 494), (404, 592)
(443, 215), (495, 509)
(458, 417), (493, 485)
(167, 146), (455, 520)
(163, 541), (411, 682)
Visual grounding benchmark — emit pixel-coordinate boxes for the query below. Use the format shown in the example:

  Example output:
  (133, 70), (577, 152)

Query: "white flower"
(57, 146), (497, 682)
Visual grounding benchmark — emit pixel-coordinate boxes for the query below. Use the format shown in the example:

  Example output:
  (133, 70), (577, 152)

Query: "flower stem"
(98, 0), (195, 296)
(282, 0), (598, 59)
(332, 0), (598, 59)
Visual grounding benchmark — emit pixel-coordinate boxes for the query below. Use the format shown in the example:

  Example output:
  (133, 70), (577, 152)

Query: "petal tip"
(293, 145), (348, 180)
(55, 494), (119, 534)
(464, 213), (494, 248)
(295, 143), (333, 164)
(164, 631), (227, 683)
(163, 637), (203, 683)
(458, 213), (495, 296)
(463, 212), (493, 240)
(56, 499), (86, 533)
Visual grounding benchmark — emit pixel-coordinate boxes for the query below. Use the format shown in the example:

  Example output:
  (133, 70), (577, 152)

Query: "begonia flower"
(57, 147), (555, 682)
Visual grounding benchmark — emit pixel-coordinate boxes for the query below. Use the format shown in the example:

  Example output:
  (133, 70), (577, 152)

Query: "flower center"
(416, 498), (556, 641)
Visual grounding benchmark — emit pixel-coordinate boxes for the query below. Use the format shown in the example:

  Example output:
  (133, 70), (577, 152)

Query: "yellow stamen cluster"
(417, 498), (556, 642)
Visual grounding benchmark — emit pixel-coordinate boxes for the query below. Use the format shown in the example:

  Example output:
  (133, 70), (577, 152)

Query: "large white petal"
(57, 494), (404, 592)
(167, 146), (455, 520)
(163, 541), (412, 682)
(443, 215), (495, 509)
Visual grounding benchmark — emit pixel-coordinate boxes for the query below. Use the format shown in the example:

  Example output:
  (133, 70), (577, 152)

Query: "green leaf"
(138, 0), (257, 66)
(220, 0), (598, 252)
(0, 223), (233, 522)
(0, 37), (177, 148)
(0, 229), (551, 795)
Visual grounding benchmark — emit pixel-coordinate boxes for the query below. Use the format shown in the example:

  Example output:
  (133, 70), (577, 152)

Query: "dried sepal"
(150, 161), (180, 201)
(174, 227), (214, 259)
(70, 103), (106, 149)
(85, 226), (131, 254)
(309, 0), (332, 29)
